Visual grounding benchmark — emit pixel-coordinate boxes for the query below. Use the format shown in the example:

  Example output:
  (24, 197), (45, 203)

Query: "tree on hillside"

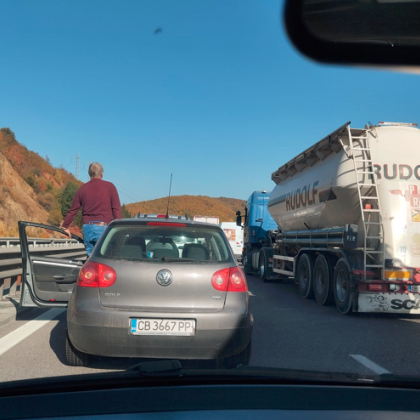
(0, 127), (15, 140)
(121, 204), (132, 218)
(61, 182), (82, 229)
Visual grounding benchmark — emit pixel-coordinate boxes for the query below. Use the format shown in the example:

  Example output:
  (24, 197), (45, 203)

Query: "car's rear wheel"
(66, 332), (91, 367)
(220, 340), (252, 369)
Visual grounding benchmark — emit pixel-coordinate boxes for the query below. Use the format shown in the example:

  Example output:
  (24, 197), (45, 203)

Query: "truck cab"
(237, 191), (278, 277)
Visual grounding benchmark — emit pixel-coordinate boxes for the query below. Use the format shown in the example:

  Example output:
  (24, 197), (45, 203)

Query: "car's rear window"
(96, 224), (232, 263)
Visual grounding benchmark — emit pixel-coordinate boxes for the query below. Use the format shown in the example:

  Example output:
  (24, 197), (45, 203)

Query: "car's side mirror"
(284, 0), (420, 67)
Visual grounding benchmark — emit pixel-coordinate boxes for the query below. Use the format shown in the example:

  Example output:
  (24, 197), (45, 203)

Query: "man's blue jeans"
(82, 224), (106, 256)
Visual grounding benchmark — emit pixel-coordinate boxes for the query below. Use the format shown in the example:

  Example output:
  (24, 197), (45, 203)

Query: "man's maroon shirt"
(62, 178), (122, 228)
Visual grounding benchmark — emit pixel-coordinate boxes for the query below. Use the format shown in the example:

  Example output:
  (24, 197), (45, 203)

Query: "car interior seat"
(153, 247), (179, 259)
(182, 243), (209, 260)
(120, 235), (146, 259)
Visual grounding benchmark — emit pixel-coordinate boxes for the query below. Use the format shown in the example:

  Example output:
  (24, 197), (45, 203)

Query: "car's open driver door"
(18, 221), (86, 308)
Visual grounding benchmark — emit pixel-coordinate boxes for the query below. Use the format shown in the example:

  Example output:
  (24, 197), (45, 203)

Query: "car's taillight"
(211, 267), (247, 293)
(228, 267), (247, 292)
(78, 261), (117, 288)
(211, 268), (230, 291)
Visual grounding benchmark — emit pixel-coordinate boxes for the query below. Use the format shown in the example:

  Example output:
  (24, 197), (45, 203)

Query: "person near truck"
(61, 162), (122, 256)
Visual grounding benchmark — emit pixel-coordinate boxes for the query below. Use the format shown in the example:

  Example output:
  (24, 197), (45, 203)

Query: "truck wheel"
(333, 258), (353, 314)
(259, 252), (268, 282)
(242, 260), (251, 274)
(243, 254), (251, 275)
(296, 253), (314, 299)
(313, 254), (333, 306)
(66, 332), (91, 367)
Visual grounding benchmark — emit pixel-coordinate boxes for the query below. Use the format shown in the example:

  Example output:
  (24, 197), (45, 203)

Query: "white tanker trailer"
(264, 121), (420, 314)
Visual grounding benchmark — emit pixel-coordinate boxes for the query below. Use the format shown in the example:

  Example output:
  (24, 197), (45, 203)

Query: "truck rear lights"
(211, 267), (248, 293)
(78, 261), (117, 288)
(368, 284), (383, 291)
(385, 269), (412, 280)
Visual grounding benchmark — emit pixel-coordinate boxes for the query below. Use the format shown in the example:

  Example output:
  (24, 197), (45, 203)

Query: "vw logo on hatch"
(156, 269), (172, 287)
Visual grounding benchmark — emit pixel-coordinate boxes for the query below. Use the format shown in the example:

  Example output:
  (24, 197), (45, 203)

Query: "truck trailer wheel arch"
(296, 253), (314, 299)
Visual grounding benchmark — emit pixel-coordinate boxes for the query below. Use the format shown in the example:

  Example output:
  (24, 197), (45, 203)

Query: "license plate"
(409, 285), (420, 293)
(130, 318), (196, 336)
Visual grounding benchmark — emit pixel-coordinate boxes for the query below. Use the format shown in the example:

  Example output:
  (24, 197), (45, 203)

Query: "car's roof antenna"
(165, 173), (173, 219)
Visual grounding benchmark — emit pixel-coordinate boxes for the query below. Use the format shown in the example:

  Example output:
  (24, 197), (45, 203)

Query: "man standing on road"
(61, 162), (121, 256)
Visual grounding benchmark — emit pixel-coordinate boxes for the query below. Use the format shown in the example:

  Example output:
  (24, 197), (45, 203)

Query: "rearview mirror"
(284, 0), (420, 67)
(236, 212), (242, 227)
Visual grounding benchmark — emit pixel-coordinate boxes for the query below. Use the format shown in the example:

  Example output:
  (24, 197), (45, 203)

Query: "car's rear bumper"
(68, 322), (252, 359)
(67, 287), (253, 359)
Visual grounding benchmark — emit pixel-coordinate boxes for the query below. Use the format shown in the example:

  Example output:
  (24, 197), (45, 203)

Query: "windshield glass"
(98, 225), (231, 262)
(2, 0), (420, 388)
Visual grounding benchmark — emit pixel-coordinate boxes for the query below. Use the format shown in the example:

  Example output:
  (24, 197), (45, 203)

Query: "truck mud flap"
(358, 293), (420, 314)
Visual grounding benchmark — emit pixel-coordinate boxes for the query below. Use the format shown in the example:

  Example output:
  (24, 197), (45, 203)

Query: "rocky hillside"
(126, 195), (246, 223)
(0, 128), (82, 236)
(0, 150), (50, 236)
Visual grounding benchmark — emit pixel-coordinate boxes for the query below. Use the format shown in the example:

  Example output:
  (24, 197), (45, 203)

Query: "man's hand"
(61, 227), (71, 237)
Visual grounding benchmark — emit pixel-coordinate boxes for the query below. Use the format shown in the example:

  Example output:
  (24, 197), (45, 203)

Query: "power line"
(113, 181), (143, 203)
(116, 188), (142, 203)
(118, 190), (142, 204)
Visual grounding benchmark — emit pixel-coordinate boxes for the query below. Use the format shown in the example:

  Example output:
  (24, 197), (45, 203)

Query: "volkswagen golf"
(18, 217), (253, 368)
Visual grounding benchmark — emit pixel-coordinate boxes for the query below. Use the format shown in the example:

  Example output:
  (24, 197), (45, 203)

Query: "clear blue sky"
(1, 0), (419, 205)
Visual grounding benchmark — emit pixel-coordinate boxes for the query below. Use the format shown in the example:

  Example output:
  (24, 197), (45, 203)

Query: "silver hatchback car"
(18, 217), (253, 368)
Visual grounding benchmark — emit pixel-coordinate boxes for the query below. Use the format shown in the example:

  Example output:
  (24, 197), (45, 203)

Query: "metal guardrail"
(0, 237), (78, 248)
(0, 238), (86, 301)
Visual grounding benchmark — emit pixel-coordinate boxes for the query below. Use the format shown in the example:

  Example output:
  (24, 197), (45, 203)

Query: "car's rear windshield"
(96, 224), (232, 263)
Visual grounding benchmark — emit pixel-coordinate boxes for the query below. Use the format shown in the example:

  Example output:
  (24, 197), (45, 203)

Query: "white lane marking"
(398, 318), (420, 324)
(0, 308), (65, 357)
(350, 354), (391, 374)
(248, 291), (256, 296)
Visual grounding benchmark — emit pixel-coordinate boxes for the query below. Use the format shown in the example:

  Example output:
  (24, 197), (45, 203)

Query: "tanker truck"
(237, 121), (420, 314)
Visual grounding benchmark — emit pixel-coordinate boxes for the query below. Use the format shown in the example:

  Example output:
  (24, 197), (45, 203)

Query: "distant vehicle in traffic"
(237, 122), (420, 315)
(220, 222), (244, 256)
(193, 215), (220, 224)
(18, 217), (252, 367)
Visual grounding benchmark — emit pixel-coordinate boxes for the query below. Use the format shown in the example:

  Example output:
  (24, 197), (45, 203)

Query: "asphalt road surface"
(1, 273), (420, 383)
